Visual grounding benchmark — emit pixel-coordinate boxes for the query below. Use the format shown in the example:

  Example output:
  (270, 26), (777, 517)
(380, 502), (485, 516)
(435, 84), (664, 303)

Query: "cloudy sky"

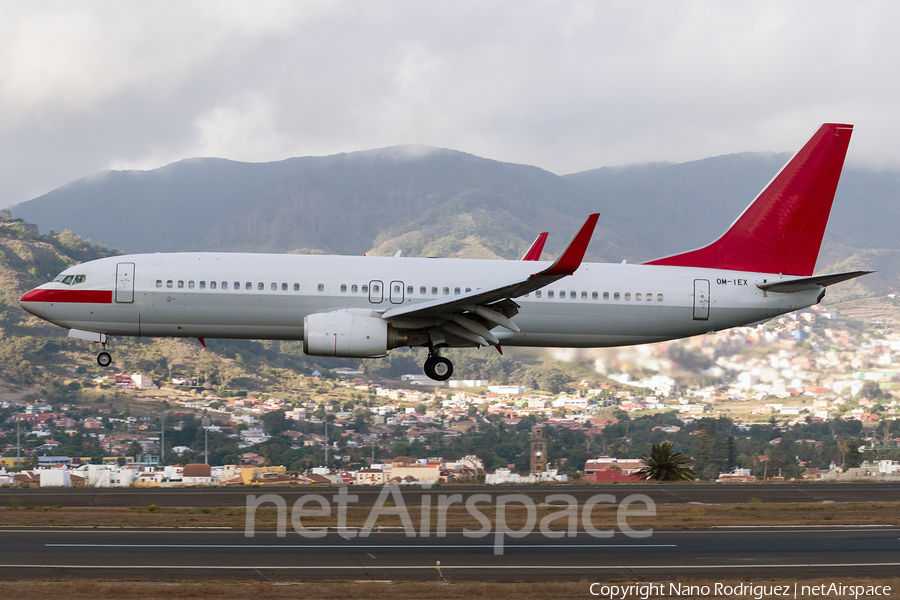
(1, 1), (897, 207)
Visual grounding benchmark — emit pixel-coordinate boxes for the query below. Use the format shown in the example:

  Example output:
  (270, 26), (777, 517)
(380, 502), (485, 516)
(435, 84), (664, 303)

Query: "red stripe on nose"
(20, 288), (48, 303)
(20, 289), (112, 304)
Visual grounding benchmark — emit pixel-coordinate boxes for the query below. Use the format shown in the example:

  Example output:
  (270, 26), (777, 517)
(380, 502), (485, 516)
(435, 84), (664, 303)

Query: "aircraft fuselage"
(20, 252), (819, 348)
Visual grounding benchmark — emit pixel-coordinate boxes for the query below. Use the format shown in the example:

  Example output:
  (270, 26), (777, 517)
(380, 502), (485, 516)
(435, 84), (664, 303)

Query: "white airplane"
(20, 123), (869, 381)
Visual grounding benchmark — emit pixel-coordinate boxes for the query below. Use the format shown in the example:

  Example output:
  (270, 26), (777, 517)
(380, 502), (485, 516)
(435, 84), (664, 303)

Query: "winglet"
(522, 232), (549, 261)
(538, 213), (599, 276)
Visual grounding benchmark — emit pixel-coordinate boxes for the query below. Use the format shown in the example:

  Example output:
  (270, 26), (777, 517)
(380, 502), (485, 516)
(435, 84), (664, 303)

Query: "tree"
(262, 409), (289, 436)
(635, 442), (695, 482)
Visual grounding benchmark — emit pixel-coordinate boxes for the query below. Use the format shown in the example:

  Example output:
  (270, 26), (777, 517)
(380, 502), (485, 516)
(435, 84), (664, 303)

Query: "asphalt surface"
(2, 482), (900, 508)
(0, 526), (898, 582)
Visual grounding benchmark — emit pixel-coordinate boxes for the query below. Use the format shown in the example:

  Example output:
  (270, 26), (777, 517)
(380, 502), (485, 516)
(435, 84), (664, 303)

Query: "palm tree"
(636, 442), (695, 481)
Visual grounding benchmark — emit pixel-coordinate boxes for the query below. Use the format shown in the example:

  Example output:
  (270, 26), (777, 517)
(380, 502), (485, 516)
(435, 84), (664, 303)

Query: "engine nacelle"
(303, 311), (396, 358)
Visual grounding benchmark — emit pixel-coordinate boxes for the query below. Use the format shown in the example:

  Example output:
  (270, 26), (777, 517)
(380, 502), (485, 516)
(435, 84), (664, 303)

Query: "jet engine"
(303, 310), (408, 358)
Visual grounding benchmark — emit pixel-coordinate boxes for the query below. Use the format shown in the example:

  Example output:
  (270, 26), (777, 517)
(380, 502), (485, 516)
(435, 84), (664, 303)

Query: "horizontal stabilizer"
(756, 270), (872, 293)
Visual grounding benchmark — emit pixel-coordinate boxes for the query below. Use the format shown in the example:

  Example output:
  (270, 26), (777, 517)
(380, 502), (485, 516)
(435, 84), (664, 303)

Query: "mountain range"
(10, 145), (900, 279)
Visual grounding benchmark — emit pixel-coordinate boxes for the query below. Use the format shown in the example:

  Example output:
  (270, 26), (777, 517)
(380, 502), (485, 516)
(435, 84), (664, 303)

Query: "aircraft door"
(390, 280), (404, 304)
(368, 280), (383, 304)
(115, 262), (135, 304)
(693, 279), (710, 320)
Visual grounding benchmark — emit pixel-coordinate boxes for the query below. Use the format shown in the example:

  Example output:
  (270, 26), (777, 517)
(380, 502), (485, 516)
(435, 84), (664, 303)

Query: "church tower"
(530, 425), (547, 474)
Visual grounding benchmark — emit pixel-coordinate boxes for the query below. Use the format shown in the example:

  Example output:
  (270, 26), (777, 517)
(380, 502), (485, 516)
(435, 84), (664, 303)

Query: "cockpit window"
(53, 273), (87, 285)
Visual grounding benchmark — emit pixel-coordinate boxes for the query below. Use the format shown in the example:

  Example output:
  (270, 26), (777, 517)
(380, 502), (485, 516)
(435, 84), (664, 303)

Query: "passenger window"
(443, 287), (449, 295)
(294, 283), (300, 292)
(624, 292), (631, 301)
(177, 280), (184, 289)
(318, 284), (324, 292)
(657, 293), (664, 302)
(373, 284), (380, 293)
(536, 290), (542, 298)
(258, 282), (264, 291)
(614, 292), (620, 300)
(245, 282), (251, 290)
(420, 286), (426, 295)
(234, 282), (240, 290)
(407, 286), (413, 294)
(603, 292), (609, 300)
(341, 284), (348, 293)
(581, 291), (587, 299)
(156, 280), (162, 288)
(282, 283), (288, 291)
(548, 291), (555, 298)
(73, 275), (86, 284)
(431, 287), (438, 295)
(646, 293), (652, 302)
(635, 293), (642, 301)
(454, 287), (460, 295)
(188, 281), (195, 289)
(592, 292), (598, 300)
(220, 281), (226, 290)
(167, 280), (173, 289)
(362, 285), (368, 293)
(465, 287), (471, 293)
(394, 285), (401, 293)
(558, 290), (564, 298)
(270, 283), (277, 291)
(351, 284), (358, 293)
(570, 291), (576, 299)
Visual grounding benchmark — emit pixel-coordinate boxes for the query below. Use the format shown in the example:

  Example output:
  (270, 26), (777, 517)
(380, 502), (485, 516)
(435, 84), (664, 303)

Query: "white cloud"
(2, 1), (900, 206)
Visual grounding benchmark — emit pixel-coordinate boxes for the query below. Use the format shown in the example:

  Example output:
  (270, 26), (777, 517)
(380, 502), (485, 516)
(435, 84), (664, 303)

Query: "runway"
(3, 482), (900, 508)
(1, 526), (898, 581)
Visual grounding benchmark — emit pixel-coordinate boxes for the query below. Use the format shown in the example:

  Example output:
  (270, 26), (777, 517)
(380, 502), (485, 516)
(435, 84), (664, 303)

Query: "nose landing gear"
(97, 341), (112, 367)
(423, 350), (453, 381)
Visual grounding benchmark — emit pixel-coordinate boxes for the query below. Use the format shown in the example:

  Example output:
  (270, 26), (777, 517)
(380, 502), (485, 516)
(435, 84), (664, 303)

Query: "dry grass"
(2, 500), (898, 529)
(0, 578), (899, 600)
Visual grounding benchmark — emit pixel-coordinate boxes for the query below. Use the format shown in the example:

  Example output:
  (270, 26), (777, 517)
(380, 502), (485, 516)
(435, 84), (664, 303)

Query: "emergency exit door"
(116, 262), (135, 303)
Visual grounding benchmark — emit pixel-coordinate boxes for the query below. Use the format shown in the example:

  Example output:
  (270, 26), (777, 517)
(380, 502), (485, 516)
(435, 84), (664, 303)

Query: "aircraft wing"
(381, 214), (598, 344)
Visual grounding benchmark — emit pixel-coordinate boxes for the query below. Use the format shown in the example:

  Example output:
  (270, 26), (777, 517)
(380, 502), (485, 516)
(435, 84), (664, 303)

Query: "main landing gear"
(97, 341), (112, 367)
(423, 350), (453, 381)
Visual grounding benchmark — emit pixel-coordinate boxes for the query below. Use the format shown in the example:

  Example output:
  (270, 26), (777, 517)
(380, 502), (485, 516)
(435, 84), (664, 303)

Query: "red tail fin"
(645, 123), (853, 276)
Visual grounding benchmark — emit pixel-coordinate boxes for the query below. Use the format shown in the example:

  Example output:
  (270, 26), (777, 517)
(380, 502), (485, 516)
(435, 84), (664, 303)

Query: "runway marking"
(4, 562), (900, 570)
(45, 544), (678, 549)
(713, 524), (894, 528)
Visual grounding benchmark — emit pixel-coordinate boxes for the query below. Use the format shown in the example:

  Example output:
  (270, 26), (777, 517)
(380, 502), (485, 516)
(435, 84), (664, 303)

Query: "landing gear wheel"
(424, 356), (453, 381)
(97, 352), (112, 367)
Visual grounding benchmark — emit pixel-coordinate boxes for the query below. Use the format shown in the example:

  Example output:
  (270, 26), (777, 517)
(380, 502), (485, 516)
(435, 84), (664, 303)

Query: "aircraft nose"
(19, 288), (47, 315)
